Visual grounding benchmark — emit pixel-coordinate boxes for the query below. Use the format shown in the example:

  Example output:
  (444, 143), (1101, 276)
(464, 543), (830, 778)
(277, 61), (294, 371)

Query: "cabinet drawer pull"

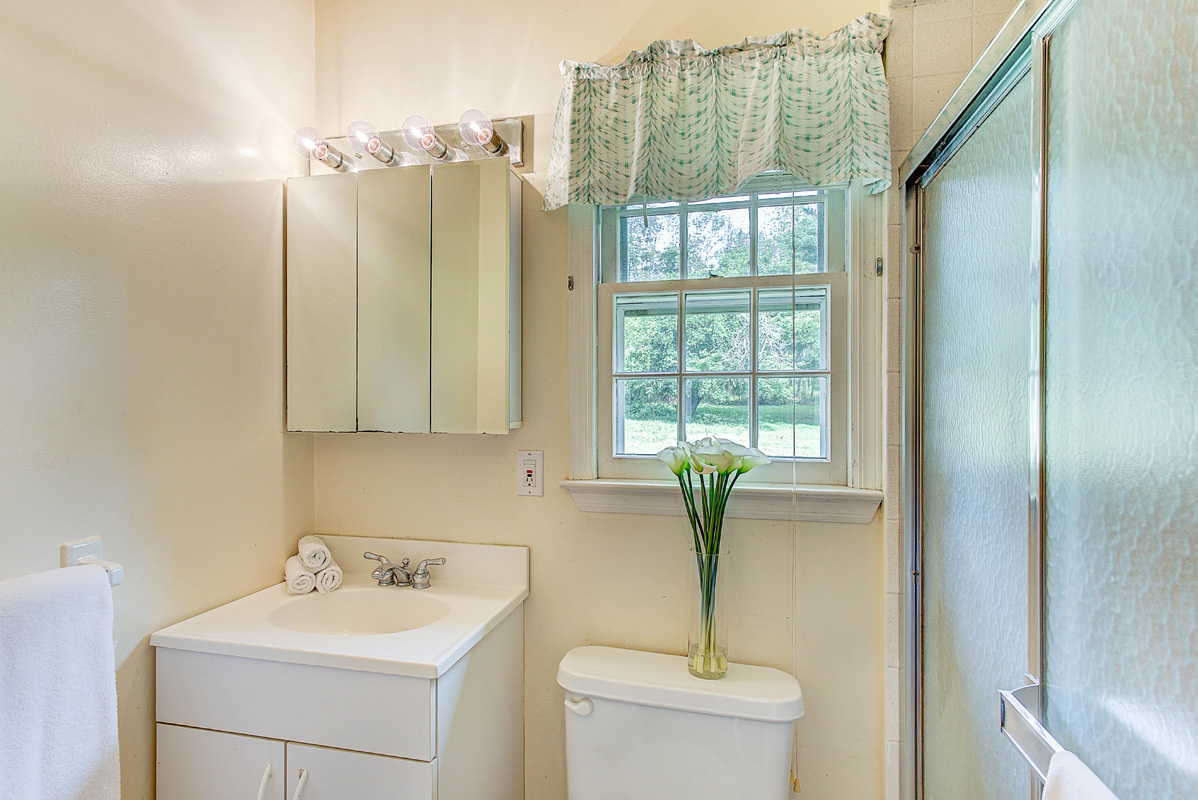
(256, 763), (274, 800)
(290, 768), (309, 800)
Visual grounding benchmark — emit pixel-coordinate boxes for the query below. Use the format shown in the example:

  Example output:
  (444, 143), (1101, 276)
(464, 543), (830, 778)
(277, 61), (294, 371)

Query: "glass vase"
(687, 548), (729, 679)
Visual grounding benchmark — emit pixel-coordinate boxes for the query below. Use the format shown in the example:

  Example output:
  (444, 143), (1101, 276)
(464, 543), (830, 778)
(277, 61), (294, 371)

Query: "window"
(596, 176), (849, 484)
(563, 175), (884, 521)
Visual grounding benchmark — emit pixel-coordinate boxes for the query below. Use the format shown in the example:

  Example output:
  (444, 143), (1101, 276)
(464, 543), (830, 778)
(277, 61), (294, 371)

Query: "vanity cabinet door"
(286, 742), (435, 799)
(157, 723), (284, 800)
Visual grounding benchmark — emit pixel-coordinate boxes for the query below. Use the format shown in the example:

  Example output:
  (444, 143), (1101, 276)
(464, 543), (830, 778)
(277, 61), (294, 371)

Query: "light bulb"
(401, 115), (437, 150)
(458, 109), (494, 146)
(293, 126), (329, 160)
(292, 126), (351, 172)
(346, 120), (382, 155)
(457, 108), (507, 155)
(346, 119), (398, 165)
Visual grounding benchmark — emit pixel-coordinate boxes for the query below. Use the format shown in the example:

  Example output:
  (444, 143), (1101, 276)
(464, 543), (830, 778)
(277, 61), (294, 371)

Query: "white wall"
(313, 2), (887, 798)
(0, 0), (316, 796)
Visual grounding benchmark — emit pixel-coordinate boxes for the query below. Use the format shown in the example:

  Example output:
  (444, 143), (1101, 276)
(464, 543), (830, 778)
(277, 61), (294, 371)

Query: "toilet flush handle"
(564, 696), (594, 717)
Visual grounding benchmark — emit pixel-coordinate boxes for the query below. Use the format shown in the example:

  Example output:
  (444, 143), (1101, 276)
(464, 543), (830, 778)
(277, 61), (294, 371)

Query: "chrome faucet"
(411, 558), (446, 590)
(363, 552), (412, 587)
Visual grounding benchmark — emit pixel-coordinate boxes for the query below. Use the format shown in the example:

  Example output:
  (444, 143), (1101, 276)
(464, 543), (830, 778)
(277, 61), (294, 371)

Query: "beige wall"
(0, 0), (316, 797)
(313, 2), (887, 799)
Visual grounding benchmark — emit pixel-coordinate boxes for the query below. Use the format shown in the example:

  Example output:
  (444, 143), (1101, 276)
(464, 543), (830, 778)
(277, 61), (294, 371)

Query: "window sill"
(559, 479), (883, 524)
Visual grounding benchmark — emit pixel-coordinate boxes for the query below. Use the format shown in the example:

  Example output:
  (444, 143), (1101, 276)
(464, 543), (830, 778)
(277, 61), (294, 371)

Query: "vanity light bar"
(294, 111), (523, 174)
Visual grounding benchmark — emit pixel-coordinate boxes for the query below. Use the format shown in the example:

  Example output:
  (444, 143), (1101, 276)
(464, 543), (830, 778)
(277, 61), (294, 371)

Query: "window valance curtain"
(543, 13), (892, 210)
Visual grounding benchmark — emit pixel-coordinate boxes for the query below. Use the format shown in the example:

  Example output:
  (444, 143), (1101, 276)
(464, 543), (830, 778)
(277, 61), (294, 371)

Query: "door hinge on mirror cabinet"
(568, 275), (575, 291)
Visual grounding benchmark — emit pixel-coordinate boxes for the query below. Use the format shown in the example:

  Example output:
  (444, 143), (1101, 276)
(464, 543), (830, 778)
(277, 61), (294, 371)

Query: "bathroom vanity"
(151, 536), (527, 800)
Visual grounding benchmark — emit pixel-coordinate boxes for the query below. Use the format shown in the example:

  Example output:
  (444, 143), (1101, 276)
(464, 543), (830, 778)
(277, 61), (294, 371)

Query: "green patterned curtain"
(543, 14), (892, 210)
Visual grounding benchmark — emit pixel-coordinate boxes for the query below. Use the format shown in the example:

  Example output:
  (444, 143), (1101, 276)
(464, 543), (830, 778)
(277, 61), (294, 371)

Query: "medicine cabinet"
(285, 158), (521, 434)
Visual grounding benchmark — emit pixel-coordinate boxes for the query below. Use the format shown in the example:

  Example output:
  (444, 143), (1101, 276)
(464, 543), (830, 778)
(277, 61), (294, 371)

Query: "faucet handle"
(411, 558), (446, 589)
(363, 551), (391, 564)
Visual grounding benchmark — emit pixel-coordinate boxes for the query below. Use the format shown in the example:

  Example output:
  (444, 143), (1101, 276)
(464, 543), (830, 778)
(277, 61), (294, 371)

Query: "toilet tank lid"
(557, 646), (804, 722)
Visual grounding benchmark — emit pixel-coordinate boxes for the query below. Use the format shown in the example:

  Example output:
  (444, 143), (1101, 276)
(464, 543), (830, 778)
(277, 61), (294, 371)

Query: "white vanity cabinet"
(154, 603), (523, 800)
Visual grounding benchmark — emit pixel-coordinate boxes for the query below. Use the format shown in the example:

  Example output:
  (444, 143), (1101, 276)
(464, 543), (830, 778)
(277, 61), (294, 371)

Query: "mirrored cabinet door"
(286, 173), (357, 432)
(431, 159), (521, 434)
(357, 167), (431, 433)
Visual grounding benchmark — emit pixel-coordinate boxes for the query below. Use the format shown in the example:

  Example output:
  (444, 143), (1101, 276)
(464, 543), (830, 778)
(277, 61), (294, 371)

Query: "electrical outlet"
(517, 450), (543, 496)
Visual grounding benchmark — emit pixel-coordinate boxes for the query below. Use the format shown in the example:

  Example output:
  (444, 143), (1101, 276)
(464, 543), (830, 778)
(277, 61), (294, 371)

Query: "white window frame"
(562, 181), (884, 523)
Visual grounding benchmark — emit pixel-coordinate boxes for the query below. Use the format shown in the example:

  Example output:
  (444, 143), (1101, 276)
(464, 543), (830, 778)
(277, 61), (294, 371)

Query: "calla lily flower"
(656, 444), (691, 475)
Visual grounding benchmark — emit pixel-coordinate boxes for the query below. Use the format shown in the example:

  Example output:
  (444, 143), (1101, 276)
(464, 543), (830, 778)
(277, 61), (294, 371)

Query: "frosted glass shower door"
(1042, 1), (1198, 796)
(919, 74), (1034, 800)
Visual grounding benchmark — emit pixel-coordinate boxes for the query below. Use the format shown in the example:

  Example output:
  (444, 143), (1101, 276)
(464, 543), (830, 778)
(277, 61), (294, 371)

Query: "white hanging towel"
(0, 566), (120, 800)
(1043, 751), (1120, 800)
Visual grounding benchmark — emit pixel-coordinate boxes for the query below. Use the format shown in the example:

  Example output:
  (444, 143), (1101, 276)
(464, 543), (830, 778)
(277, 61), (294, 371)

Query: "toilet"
(558, 646), (805, 799)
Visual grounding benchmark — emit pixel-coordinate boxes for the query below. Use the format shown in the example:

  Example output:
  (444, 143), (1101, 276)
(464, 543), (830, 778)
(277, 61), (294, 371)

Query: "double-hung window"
(595, 175), (850, 485)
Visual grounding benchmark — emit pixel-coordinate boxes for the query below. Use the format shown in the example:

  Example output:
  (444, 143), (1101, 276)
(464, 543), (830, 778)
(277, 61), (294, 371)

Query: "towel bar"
(60, 537), (124, 587)
(998, 683), (1064, 782)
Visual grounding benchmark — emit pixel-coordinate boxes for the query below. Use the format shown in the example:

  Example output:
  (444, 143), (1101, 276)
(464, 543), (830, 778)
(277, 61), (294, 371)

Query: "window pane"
(757, 287), (825, 371)
(614, 293), (678, 373)
(757, 202), (823, 275)
(684, 291), (751, 372)
(683, 377), (750, 444)
(620, 213), (681, 281)
(686, 208), (750, 278)
(615, 378), (678, 456)
(757, 376), (827, 459)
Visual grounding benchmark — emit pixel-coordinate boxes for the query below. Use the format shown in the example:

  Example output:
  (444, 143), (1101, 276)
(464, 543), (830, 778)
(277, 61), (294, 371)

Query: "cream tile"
(889, 77), (913, 153)
(913, 0), (971, 25)
(886, 517), (903, 594)
(912, 71), (968, 138)
(886, 445), (903, 520)
(886, 592), (901, 667)
(886, 223), (904, 300)
(973, 0), (1020, 15)
(887, 298), (902, 373)
(884, 7), (913, 79)
(886, 741), (902, 800)
(885, 666), (901, 739)
(973, 12), (1009, 60)
(887, 371), (902, 447)
(914, 17), (974, 77)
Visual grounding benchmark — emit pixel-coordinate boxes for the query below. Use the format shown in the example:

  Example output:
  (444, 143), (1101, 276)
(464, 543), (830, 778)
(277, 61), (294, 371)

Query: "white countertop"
(150, 536), (529, 679)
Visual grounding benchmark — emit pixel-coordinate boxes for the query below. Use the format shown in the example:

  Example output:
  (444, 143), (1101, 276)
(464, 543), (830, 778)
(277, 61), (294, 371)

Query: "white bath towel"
(297, 535), (332, 572)
(1044, 751), (1120, 800)
(0, 566), (120, 800)
(314, 559), (342, 594)
(285, 555), (316, 595)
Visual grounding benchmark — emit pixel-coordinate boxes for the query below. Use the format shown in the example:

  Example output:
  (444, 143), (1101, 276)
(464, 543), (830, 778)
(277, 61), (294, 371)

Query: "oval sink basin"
(267, 588), (451, 636)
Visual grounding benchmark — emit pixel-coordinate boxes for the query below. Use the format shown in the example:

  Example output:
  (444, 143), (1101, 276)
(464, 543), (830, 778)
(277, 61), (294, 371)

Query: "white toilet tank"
(558, 646), (804, 800)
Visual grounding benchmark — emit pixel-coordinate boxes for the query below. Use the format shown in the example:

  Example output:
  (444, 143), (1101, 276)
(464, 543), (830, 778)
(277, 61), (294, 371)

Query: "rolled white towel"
(285, 555), (316, 595)
(315, 560), (342, 594)
(297, 535), (332, 572)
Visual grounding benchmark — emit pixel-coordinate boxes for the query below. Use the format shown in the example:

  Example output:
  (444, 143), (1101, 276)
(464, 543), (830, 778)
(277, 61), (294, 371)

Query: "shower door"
(1041, 0), (1198, 796)
(916, 72), (1035, 800)
(909, 0), (1198, 797)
